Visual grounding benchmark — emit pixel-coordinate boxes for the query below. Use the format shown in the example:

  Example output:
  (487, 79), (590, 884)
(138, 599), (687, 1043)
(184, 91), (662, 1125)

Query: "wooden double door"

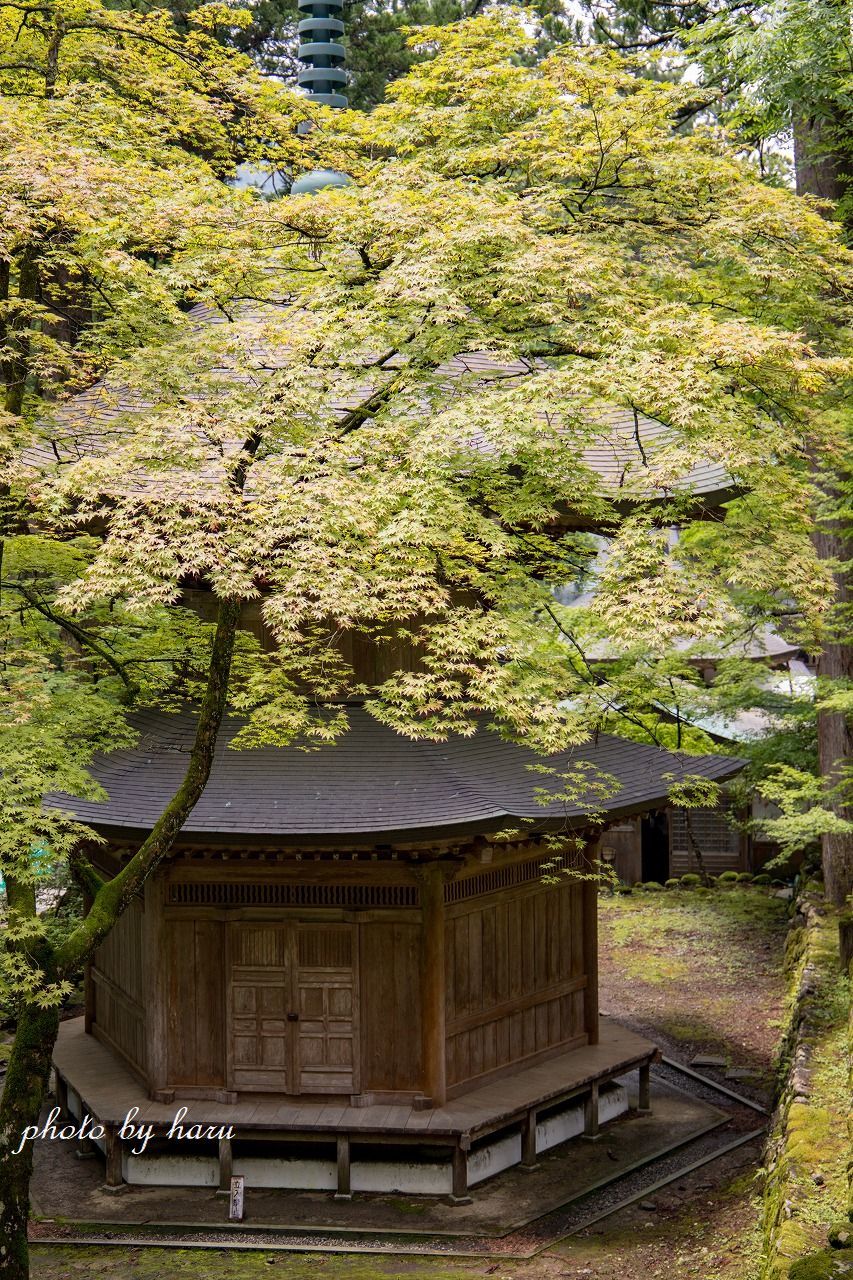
(228, 922), (358, 1095)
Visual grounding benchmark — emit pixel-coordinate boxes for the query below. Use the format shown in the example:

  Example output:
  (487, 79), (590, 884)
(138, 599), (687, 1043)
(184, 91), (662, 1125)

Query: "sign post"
(229, 1174), (245, 1222)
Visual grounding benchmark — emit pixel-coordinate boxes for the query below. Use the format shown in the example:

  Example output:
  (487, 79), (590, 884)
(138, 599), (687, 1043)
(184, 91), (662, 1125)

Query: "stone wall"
(759, 885), (852, 1280)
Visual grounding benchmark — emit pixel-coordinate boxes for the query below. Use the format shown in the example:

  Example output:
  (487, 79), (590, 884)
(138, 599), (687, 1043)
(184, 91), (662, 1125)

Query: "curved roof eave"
(45, 706), (744, 848)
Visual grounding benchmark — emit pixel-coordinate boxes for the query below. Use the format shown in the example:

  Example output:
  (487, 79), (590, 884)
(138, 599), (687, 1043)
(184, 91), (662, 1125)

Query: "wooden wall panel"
(194, 920), (226, 1084)
(445, 880), (587, 1091)
(91, 896), (145, 1074)
(94, 896), (143, 1003)
(571, 883), (584, 974)
(166, 918), (227, 1087)
(167, 919), (198, 1085)
(359, 921), (422, 1092)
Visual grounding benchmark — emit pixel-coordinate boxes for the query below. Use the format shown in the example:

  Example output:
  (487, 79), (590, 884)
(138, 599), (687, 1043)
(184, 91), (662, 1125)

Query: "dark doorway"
(641, 811), (670, 883)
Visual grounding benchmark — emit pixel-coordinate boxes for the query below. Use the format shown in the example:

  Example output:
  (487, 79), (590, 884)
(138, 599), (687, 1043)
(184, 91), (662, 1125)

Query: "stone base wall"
(759, 885), (852, 1279)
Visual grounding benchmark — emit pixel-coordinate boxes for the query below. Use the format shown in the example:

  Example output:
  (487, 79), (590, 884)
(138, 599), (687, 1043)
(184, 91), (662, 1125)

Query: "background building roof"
(25, 304), (735, 521)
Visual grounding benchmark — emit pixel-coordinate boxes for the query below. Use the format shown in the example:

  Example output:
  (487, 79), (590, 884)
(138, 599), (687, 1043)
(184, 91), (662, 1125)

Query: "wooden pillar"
(450, 1142), (472, 1205)
(142, 873), (169, 1097)
(54, 1071), (68, 1120)
(581, 877), (599, 1046)
(218, 1137), (233, 1193)
(335, 1135), (352, 1200)
(417, 862), (451, 1108)
(104, 1126), (123, 1188)
(583, 1082), (600, 1139)
(520, 1109), (538, 1170)
(638, 1062), (651, 1113)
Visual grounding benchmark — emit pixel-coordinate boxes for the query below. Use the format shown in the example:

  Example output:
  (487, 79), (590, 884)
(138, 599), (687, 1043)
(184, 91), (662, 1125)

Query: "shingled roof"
(46, 707), (742, 845)
(25, 304), (734, 518)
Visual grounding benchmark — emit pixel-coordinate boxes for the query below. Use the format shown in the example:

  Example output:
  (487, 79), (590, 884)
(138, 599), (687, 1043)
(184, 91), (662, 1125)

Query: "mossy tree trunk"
(0, 594), (241, 1280)
(0, 878), (59, 1280)
(0, 1001), (60, 1280)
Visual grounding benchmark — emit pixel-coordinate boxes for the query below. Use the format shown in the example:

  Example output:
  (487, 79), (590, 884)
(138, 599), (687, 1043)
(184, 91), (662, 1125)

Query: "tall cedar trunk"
(793, 117), (848, 204)
(794, 112), (853, 906)
(814, 519), (853, 905)
(0, 595), (241, 1279)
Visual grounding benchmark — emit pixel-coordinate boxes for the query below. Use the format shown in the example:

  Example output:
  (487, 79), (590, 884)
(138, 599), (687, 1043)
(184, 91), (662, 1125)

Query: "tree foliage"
(37, 14), (850, 743)
(103, 0), (579, 111)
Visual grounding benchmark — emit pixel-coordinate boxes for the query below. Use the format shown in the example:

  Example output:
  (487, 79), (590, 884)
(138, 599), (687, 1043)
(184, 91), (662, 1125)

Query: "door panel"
(228, 921), (295, 1092)
(297, 926), (358, 1094)
(229, 965), (292, 1090)
(228, 922), (357, 1095)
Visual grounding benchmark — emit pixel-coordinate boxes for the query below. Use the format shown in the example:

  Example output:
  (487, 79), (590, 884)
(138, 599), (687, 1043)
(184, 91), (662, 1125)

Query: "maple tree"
(1, 8), (852, 1276)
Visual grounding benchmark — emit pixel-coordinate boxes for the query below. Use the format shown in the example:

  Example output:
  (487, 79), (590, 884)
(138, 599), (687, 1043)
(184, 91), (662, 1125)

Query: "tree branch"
(2, 580), (137, 696)
(54, 591), (242, 975)
(67, 847), (106, 899)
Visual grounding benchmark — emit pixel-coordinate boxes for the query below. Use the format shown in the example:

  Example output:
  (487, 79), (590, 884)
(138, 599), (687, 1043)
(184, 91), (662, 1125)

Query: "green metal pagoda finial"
(291, 0), (352, 195)
(297, 0), (348, 109)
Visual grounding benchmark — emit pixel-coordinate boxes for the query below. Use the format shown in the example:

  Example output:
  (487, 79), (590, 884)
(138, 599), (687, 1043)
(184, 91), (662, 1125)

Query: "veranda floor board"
(54, 1015), (656, 1143)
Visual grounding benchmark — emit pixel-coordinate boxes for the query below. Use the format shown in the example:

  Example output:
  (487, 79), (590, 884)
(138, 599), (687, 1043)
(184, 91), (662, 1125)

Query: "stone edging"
(759, 889), (850, 1279)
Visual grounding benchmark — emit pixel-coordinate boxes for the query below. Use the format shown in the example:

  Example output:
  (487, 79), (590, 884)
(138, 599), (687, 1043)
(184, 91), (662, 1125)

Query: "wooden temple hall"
(50, 708), (739, 1199)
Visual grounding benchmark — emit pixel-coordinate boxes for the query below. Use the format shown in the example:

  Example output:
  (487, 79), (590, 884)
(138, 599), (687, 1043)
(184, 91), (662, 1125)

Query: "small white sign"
(229, 1174), (245, 1222)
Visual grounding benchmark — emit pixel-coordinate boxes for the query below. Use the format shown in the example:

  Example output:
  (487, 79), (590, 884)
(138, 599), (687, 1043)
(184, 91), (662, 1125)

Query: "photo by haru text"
(14, 1106), (235, 1157)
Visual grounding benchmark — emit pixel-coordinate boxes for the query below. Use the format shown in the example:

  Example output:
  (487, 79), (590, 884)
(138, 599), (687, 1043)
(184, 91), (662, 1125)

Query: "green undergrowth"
(599, 885), (787, 989)
(761, 892), (852, 1280)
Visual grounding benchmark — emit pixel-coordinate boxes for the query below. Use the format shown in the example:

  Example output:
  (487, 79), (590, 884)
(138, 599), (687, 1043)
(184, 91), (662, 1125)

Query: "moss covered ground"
(598, 884), (790, 1082)
(29, 1247), (512, 1280)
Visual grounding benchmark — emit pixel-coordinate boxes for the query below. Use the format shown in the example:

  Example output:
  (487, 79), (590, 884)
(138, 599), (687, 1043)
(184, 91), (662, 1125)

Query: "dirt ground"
(597, 886), (789, 1091)
(30, 886), (790, 1280)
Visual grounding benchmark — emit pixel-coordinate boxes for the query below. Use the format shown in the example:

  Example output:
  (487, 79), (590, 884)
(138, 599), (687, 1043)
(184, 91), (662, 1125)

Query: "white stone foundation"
(110, 1081), (629, 1193)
